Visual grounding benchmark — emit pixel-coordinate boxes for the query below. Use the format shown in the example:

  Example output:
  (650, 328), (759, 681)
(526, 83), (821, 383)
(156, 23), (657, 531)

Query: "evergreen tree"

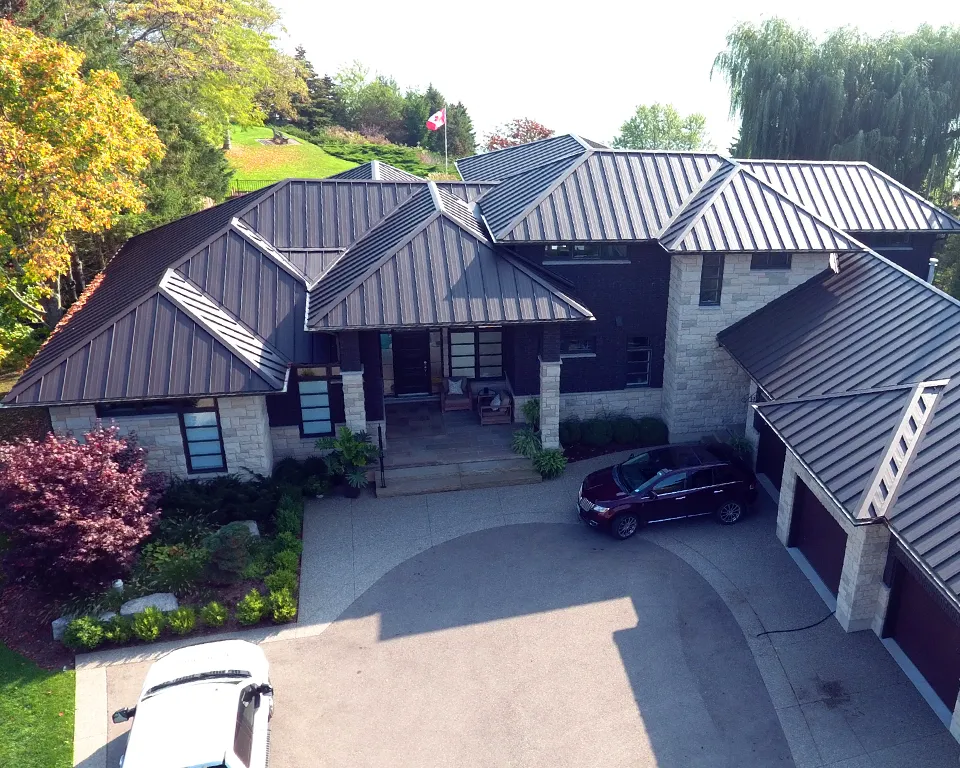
(290, 46), (338, 132)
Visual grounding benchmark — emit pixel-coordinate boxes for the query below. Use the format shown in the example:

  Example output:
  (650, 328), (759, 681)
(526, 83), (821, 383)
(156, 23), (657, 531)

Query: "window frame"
(178, 401), (227, 475)
(559, 336), (597, 358)
(626, 336), (652, 388)
(297, 366), (338, 438)
(750, 253), (792, 270)
(542, 243), (630, 264)
(699, 254), (725, 306)
(448, 328), (502, 380)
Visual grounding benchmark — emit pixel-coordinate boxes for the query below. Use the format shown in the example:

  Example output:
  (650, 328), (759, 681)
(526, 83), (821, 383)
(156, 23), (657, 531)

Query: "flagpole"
(444, 104), (448, 174)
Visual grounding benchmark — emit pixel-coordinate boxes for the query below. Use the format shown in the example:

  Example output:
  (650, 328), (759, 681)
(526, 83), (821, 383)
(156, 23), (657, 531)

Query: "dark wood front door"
(392, 331), (431, 395)
(789, 479), (848, 596)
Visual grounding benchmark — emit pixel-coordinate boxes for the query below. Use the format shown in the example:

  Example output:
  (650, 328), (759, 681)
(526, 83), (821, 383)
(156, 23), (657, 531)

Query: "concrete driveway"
(90, 451), (960, 768)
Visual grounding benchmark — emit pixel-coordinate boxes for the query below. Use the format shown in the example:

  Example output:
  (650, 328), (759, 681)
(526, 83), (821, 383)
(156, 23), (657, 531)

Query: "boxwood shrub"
(637, 417), (669, 446)
(581, 419), (614, 447)
(612, 417), (640, 445)
(559, 419), (582, 446)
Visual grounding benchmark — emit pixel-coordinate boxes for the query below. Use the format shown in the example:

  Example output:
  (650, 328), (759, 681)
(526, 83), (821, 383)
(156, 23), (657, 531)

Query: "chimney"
(928, 257), (939, 284)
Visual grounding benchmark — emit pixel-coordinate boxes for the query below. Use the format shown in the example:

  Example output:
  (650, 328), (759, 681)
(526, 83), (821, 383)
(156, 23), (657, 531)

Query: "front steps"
(376, 457), (541, 498)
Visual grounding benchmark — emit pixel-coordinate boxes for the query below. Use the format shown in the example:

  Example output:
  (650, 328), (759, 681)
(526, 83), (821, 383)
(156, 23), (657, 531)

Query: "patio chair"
(478, 390), (513, 425)
(440, 377), (471, 412)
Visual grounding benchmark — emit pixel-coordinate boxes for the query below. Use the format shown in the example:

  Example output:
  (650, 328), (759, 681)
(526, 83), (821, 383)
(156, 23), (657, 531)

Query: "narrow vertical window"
(299, 374), (333, 436)
(180, 402), (226, 473)
(699, 254), (725, 306)
(626, 337), (652, 387)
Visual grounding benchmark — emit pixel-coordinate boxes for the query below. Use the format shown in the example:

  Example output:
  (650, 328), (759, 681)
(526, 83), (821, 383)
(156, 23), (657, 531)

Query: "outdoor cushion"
(447, 377), (465, 395)
(491, 393), (502, 410)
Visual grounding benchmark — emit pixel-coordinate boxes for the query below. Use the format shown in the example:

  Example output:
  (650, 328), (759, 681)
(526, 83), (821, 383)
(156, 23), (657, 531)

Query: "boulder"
(51, 616), (72, 641)
(98, 611), (117, 623)
(231, 520), (260, 538)
(120, 593), (178, 616)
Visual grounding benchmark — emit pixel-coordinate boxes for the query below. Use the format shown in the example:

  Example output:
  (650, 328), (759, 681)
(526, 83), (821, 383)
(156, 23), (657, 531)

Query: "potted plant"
(316, 427), (378, 498)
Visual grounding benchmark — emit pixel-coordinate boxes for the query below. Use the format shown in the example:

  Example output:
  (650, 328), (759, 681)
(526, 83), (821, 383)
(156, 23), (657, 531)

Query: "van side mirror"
(112, 706), (136, 724)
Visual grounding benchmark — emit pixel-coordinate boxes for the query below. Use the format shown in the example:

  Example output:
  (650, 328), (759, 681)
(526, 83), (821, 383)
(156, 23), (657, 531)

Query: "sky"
(272, 1), (960, 152)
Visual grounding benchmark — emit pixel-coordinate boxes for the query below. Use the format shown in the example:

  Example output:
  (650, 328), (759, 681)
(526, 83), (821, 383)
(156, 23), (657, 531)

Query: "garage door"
(755, 417), (787, 489)
(885, 560), (960, 710)
(789, 479), (848, 596)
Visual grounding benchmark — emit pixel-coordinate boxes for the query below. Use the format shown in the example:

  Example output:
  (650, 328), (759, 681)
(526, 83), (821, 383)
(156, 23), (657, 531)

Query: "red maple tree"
(484, 118), (555, 152)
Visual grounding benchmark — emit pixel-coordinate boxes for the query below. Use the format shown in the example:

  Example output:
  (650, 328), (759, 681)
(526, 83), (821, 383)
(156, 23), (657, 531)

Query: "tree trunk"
(223, 127), (231, 151)
(41, 276), (63, 330)
(71, 251), (86, 296)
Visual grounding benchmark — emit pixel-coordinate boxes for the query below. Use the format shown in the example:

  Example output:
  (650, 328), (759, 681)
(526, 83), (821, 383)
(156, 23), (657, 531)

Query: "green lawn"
(0, 643), (75, 768)
(226, 125), (355, 182)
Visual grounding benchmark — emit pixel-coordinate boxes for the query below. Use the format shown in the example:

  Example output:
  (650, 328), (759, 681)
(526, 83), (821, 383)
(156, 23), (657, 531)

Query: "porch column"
(539, 357), (562, 449)
(341, 368), (367, 435)
(836, 521), (891, 632)
(775, 451), (798, 546)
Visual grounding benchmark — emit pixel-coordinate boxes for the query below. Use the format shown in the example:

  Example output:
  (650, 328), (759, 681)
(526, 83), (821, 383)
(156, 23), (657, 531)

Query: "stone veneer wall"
(271, 418), (388, 462)
(539, 360), (561, 449)
(662, 253), (829, 442)
(50, 396), (274, 479)
(558, 387), (662, 421)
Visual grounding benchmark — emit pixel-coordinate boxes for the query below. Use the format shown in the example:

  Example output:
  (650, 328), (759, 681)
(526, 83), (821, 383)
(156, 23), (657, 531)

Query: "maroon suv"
(578, 443), (758, 539)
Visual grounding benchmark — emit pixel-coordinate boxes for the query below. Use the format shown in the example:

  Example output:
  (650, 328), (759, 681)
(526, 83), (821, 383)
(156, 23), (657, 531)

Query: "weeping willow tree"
(714, 20), (960, 198)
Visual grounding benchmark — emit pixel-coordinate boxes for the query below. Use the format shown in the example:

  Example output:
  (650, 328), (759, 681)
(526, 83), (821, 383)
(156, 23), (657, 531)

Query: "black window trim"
(178, 401), (227, 475)
(559, 336), (598, 359)
(750, 252), (793, 271)
(448, 328), (503, 381)
(542, 243), (631, 265)
(626, 335), (652, 388)
(699, 254), (724, 306)
(296, 365), (339, 439)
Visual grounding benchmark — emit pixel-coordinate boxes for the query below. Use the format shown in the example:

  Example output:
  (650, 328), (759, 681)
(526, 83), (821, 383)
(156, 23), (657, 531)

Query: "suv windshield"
(144, 670), (250, 698)
(619, 450), (673, 493)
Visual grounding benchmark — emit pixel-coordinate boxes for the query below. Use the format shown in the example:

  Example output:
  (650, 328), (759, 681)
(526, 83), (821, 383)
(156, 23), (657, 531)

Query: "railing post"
(378, 424), (386, 489)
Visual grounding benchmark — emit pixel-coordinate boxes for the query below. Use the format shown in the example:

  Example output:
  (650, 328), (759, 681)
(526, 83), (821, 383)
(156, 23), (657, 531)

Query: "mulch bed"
(564, 441), (649, 464)
(0, 585), (72, 669)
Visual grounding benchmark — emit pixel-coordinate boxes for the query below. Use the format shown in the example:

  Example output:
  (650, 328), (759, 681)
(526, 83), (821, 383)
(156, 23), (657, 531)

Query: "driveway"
(90, 451), (960, 768)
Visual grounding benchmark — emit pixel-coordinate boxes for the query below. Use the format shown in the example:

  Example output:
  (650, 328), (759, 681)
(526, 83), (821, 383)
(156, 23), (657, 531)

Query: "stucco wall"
(662, 253), (830, 442)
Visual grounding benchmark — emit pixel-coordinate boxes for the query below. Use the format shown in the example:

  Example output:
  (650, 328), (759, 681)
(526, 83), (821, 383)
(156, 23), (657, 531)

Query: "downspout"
(928, 257), (939, 283)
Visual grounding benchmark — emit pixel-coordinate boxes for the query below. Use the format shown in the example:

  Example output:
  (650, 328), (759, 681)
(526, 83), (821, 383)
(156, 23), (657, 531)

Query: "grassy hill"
(226, 126), (355, 185)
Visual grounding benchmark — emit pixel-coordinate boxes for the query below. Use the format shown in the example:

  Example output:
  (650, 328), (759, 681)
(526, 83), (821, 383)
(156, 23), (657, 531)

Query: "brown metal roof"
(328, 160), (421, 182)
(456, 134), (591, 181)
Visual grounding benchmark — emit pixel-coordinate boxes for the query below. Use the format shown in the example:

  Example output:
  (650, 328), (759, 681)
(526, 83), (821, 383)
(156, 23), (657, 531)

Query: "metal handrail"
(378, 424), (386, 488)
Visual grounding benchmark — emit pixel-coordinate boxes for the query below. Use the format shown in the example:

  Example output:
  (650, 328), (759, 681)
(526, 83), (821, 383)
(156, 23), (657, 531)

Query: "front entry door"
(392, 331), (431, 395)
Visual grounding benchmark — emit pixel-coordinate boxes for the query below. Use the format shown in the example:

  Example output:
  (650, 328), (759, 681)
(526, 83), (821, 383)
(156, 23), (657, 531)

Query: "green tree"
(612, 103), (710, 151)
(290, 46), (338, 132)
(714, 19), (960, 197)
(354, 76), (405, 142)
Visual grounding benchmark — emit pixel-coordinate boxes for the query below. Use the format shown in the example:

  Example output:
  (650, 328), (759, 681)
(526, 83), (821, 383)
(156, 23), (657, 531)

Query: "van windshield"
(619, 450), (671, 493)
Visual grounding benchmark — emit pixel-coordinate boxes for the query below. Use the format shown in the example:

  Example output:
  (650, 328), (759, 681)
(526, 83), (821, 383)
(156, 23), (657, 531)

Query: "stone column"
(539, 358), (562, 450)
(341, 368), (367, 435)
(951, 692), (960, 742)
(836, 521), (891, 632)
(775, 451), (798, 546)
(218, 395), (274, 477)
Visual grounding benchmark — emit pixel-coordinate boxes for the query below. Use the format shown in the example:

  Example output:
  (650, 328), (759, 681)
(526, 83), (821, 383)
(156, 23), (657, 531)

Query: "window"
(298, 368), (333, 436)
(449, 329), (502, 379)
(560, 337), (597, 356)
(179, 401), (226, 473)
(626, 336), (652, 387)
(233, 689), (256, 768)
(713, 465), (739, 485)
(699, 254), (724, 306)
(688, 468), (715, 490)
(750, 253), (792, 270)
(96, 400), (190, 417)
(653, 471), (688, 495)
(543, 244), (629, 262)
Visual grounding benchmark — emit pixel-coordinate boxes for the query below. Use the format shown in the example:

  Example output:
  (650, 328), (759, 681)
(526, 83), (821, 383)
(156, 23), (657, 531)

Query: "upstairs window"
(543, 244), (629, 262)
(699, 254), (725, 306)
(626, 336), (652, 387)
(750, 253), (792, 270)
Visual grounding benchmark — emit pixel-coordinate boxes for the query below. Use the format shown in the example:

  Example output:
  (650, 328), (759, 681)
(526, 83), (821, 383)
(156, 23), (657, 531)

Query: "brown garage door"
(756, 417), (787, 489)
(789, 479), (847, 596)
(885, 560), (960, 709)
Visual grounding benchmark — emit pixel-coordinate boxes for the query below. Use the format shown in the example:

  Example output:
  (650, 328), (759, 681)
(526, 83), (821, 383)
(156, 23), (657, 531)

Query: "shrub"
(132, 606), (166, 642)
(200, 601), (228, 628)
(268, 588), (298, 623)
(103, 614), (134, 644)
(533, 448), (568, 479)
(272, 548), (300, 573)
(559, 419), (582, 447)
(141, 543), (209, 595)
(520, 398), (541, 430)
(203, 522), (253, 582)
(272, 457), (308, 487)
(303, 475), (330, 498)
(636, 417), (669, 446)
(159, 476), (278, 529)
(265, 569), (297, 594)
(726, 436), (754, 466)
(612, 417), (641, 445)
(511, 428), (541, 458)
(274, 495), (304, 537)
(235, 589), (267, 626)
(242, 551), (270, 581)
(275, 531), (303, 556)
(581, 419), (614, 447)
(0, 427), (162, 594)
(167, 606), (196, 636)
(62, 616), (104, 651)
(152, 514), (214, 546)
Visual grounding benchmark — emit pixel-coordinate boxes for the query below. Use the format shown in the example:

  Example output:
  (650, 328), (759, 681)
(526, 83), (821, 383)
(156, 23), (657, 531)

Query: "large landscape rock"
(51, 616), (72, 641)
(120, 593), (179, 616)
(231, 520), (260, 538)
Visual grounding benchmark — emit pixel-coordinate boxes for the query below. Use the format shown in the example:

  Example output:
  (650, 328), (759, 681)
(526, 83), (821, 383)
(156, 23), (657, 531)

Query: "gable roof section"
(306, 183), (594, 330)
(740, 160), (960, 233)
(659, 165), (864, 253)
(456, 134), (591, 181)
(328, 160), (421, 182)
(481, 150), (725, 243)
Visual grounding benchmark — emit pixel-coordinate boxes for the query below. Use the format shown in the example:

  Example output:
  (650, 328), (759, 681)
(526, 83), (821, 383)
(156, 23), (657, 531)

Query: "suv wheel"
(717, 500), (744, 525)
(612, 513), (640, 540)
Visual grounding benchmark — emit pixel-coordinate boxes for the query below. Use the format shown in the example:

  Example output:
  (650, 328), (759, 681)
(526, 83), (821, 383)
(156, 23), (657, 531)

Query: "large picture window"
(626, 336), (652, 387)
(699, 254), (725, 306)
(449, 329), (502, 379)
(298, 368), (334, 436)
(179, 401), (226, 473)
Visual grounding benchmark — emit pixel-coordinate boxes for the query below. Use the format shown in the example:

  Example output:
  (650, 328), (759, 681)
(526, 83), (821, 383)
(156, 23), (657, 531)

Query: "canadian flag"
(426, 108), (446, 131)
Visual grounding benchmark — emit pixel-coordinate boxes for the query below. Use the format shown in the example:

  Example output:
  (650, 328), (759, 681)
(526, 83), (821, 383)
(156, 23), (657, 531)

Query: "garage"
(885, 557), (960, 710)
(788, 479), (848, 596)
(755, 412), (786, 489)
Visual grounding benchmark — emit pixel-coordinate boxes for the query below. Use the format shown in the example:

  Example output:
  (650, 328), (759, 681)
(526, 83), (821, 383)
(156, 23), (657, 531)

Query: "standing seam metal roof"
(328, 161), (422, 182)
(455, 134), (590, 181)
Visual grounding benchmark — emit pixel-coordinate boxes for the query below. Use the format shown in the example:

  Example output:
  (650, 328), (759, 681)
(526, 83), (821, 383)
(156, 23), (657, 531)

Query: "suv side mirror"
(112, 706), (136, 724)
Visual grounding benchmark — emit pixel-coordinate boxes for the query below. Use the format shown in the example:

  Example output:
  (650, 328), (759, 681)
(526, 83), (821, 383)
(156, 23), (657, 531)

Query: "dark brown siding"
(756, 420), (787, 489)
(503, 325), (542, 395)
(360, 331), (385, 420)
(789, 480), (848, 596)
(855, 233), (938, 280)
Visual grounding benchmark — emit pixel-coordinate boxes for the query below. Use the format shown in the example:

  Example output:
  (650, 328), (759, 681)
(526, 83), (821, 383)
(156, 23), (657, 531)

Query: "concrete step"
(376, 458), (541, 497)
